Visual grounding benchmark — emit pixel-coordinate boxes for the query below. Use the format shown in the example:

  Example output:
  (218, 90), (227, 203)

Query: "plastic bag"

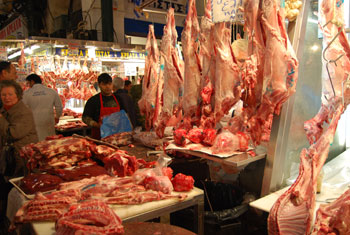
(132, 153), (174, 193)
(100, 110), (132, 138)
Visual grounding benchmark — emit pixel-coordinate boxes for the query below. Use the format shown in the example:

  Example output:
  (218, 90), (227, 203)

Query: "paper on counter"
(165, 141), (248, 158)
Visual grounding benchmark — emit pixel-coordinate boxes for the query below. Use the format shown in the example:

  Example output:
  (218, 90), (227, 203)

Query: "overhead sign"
(95, 50), (146, 59)
(55, 48), (145, 60)
(211, 0), (244, 23)
(55, 48), (87, 57)
(0, 16), (28, 39)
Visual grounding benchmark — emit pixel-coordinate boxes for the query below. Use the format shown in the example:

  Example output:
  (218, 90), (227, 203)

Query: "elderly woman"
(0, 80), (38, 154)
(0, 80), (38, 225)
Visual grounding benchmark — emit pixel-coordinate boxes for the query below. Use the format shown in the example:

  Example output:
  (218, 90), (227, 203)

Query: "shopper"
(83, 73), (123, 139)
(0, 61), (17, 81)
(23, 74), (63, 141)
(124, 80), (132, 93)
(113, 77), (137, 128)
(0, 80), (38, 226)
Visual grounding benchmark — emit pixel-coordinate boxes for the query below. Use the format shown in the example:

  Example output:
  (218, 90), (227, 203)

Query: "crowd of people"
(0, 61), (138, 231)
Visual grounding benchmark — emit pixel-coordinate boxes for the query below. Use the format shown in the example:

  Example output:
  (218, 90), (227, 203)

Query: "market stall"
(3, 0), (350, 234)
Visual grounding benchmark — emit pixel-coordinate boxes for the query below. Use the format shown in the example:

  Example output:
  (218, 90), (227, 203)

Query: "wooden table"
(8, 187), (204, 235)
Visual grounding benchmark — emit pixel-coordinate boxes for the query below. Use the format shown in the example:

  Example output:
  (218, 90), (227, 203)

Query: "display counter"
(7, 187), (204, 235)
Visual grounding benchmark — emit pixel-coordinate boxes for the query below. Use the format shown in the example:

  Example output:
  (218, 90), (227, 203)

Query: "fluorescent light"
(8, 51), (21, 59)
(310, 44), (319, 52)
(54, 44), (65, 48)
(308, 18), (318, 24)
(31, 45), (40, 50)
(24, 48), (33, 54)
(85, 45), (96, 49)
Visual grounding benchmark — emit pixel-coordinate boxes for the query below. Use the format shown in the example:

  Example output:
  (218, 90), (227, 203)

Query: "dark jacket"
(115, 89), (137, 128)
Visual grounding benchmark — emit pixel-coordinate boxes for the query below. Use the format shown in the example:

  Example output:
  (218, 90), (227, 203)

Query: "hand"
(93, 122), (101, 128)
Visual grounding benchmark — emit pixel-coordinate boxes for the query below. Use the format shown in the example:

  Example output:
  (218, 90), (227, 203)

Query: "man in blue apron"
(82, 73), (123, 139)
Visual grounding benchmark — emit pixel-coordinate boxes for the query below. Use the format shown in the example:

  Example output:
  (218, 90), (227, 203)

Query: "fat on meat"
(138, 25), (160, 131)
(181, 0), (202, 129)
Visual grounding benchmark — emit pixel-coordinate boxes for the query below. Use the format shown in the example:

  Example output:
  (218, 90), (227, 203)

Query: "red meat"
(171, 173), (194, 192)
(20, 173), (63, 194)
(187, 128), (204, 143)
(162, 167), (173, 180)
(202, 128), (217, 146)
(174, 128), (187, 146)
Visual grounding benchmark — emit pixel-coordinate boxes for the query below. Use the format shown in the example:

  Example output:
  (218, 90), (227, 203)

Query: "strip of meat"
(56, 200), (124, 235)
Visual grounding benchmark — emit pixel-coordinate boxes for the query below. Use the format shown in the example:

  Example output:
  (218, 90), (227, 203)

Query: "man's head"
(98, 73), (113, 96)
(26, 73), (42, 88)
(0, 61), (17, 81)
(124, 80), (132, 92)
(112, 77), (124, 92)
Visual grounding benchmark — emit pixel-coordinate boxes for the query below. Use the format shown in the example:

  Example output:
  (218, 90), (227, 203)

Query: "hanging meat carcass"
(246, 0), (298, 145)
(181, 0), (202, 129)
(304, 0), (350, 144)
(199, 0), (216, 129)
(227, 0), (264, 136)
(213, 22), (242, 123)
(268, 0), (350, 233)
(268, 103), (343, 234)
(155, 8), (184, 138)
(138, 25), (160, 131)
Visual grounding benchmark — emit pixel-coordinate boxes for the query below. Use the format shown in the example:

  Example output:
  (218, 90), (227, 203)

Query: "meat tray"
(9, 176), (54, 200)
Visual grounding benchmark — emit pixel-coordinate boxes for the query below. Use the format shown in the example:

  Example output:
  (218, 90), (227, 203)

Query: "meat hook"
(322, 21), (344, 98)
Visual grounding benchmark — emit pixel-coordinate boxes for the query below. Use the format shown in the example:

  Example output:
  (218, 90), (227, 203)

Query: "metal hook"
(322, 22), (345, 98)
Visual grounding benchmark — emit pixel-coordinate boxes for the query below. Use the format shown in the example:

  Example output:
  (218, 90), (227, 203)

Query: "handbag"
(0, 129), (17, 176)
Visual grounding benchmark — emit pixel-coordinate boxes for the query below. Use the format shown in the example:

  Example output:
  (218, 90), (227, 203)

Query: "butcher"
(83, 73), (123, 139)
(23, 74), (63, 141)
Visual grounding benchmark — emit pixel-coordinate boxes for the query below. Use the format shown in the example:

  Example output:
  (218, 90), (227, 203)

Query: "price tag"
(211, 0), (244, 23)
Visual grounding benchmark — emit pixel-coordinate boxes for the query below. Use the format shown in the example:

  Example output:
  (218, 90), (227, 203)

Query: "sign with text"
(211, 0), (244, 23)
(148, 0), (187, 14)
(0, 15), (28, 39)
